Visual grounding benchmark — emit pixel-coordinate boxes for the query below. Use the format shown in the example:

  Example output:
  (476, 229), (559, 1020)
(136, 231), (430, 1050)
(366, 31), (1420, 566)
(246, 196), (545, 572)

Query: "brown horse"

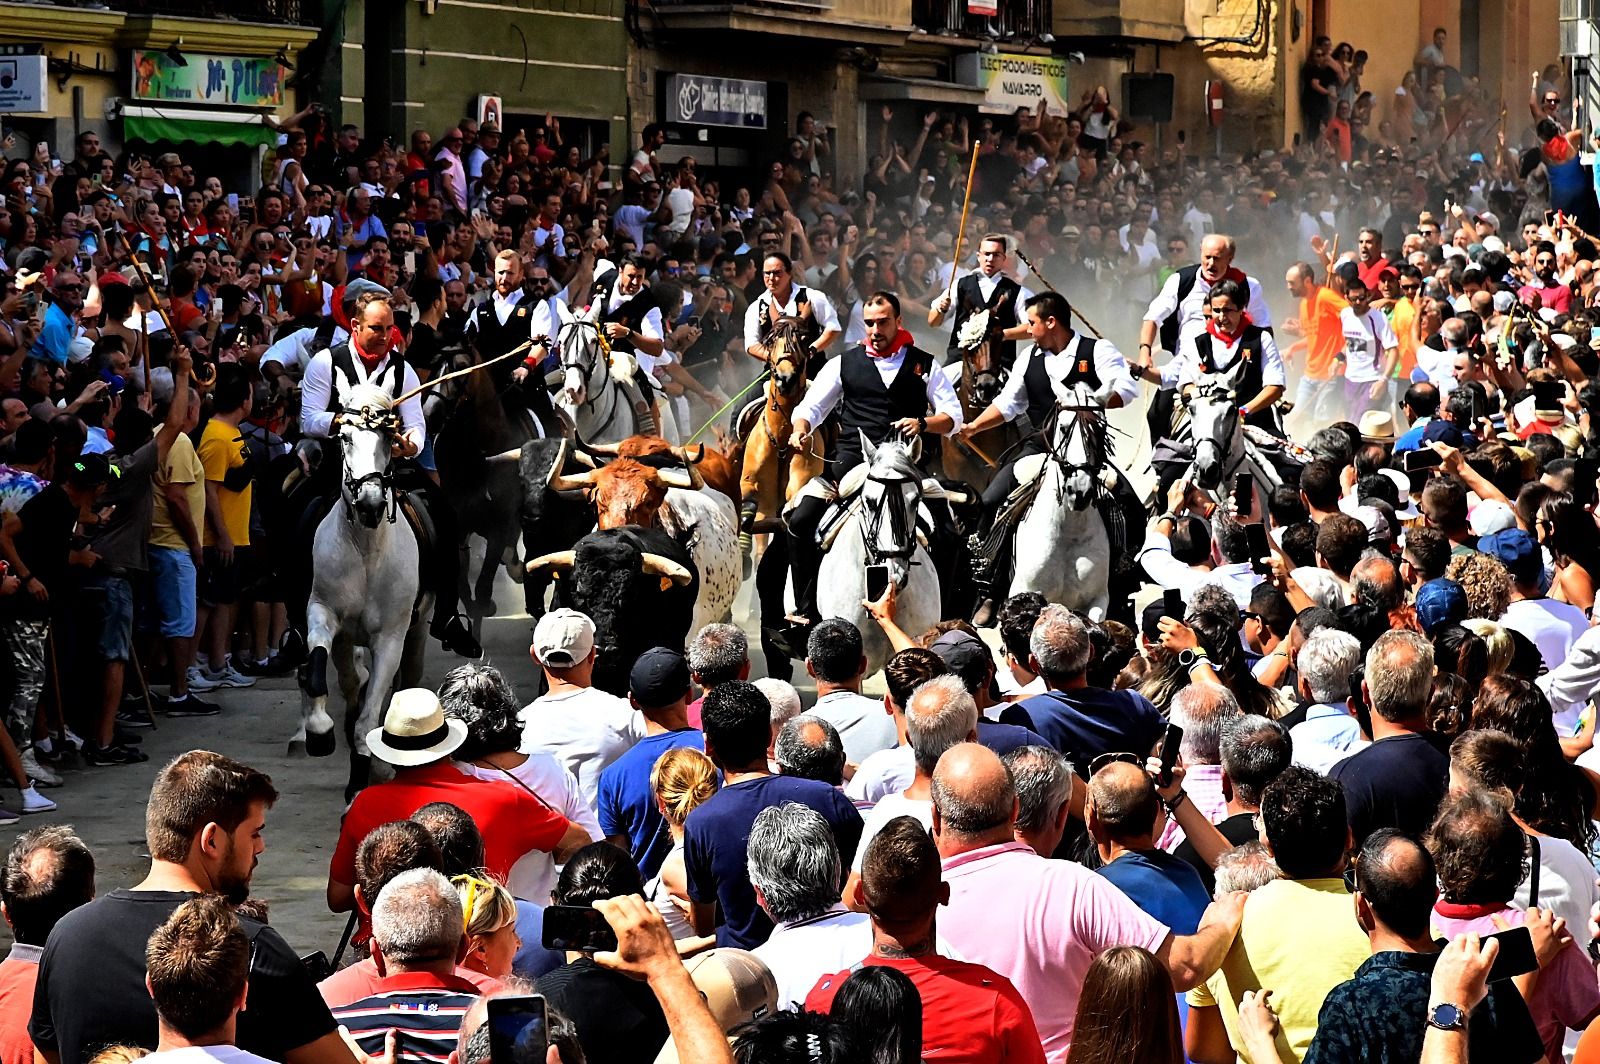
(737, 316), (822, 569)
(942, 331), (1016, 491)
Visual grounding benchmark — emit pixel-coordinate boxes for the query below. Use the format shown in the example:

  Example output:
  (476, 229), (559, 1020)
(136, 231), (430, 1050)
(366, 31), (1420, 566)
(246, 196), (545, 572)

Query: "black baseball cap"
(928, 630), (1001, 702)
(630, 646), (691, 709)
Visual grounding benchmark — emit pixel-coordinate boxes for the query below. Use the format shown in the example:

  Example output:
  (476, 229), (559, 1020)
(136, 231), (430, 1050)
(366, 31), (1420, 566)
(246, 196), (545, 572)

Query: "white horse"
(815, 433), (941, 676)
(1182, 378), (1282, 512)
(1010, 382), (1112, 618)
(554, 302), (644, 447)
(292, 383), (432, 800)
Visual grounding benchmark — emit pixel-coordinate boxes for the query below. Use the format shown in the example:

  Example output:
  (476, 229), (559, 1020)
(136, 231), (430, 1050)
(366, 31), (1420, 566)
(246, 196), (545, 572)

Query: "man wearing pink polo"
(931, 743), (1244, 1064)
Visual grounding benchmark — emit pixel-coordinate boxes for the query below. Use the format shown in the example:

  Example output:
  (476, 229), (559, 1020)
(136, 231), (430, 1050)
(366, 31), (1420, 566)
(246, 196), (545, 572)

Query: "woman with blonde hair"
(1461, 618), (1513, 676)
(648, 746), (719, 944)
(452, 874), (521, 980)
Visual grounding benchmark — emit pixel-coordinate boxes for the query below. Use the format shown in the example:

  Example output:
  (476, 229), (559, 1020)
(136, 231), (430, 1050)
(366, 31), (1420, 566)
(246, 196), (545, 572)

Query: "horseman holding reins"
(959, 291), (1140, 626)
(1181, 280), (1288, 433)
(928, 233), (1033, 374)
(472, 248), (564, 437)
(780, 291), (961, 642)
(745, 252), (841, 377)
(299, 288), (482, 658)
(587, 253), (668, 434)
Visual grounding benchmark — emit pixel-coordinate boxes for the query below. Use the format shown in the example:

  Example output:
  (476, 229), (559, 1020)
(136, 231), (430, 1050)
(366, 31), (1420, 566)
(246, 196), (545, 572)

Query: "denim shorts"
(148, 547), (197, 638)
(83, 573), (134, 662)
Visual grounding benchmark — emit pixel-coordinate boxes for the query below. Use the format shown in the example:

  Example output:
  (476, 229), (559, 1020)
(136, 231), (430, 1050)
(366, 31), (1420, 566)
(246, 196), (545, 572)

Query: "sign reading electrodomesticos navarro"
(666, 74), (767, 129)
(132, 51), (286, 107)
(955, 52), (1071, 117)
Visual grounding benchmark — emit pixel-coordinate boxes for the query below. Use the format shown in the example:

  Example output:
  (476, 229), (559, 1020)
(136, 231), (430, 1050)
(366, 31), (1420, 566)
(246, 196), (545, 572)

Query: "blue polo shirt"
(597, 728), (705, 880)
(1000, 686), (1165, 777)
(1095, 848), (1211, 935)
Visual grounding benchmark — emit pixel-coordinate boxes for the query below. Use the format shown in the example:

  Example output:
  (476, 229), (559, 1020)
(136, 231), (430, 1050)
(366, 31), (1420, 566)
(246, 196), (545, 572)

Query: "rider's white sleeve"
(792, 356), (844, 427)
(1247, 277), (1274, 329)
(1539, 623), (1600, 734)
(1093, 338), (1140, 407)
(991, 349), (1032, 422)
(810, 290), (842, 334)
(300, 353), (337, 439)
(398, 365), (426, 450)
(743, 298), (766, 351)
(925, 361), (964, 432)
(1143, 271), (1181, 325)
(1260, 332), (1288, 388)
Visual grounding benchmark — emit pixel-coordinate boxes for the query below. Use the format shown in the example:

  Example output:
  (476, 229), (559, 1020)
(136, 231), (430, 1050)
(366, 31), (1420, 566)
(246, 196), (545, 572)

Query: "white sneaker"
(20, 750), (62, 788)
(184, 667), (223, 693)
(204, 663), (256, 689)
(20, 786), (56, 814)
(60, 728), (85, 753)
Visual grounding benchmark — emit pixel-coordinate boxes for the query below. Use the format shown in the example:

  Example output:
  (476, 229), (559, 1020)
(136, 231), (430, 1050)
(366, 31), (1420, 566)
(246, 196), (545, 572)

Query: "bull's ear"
(861, 430), (877, 466)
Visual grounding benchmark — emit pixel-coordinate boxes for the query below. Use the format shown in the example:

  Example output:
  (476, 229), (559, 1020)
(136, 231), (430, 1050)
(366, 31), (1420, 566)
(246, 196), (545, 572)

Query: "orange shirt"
(1303, 286), (1350, 380)
(1389, 297), (1418, 378)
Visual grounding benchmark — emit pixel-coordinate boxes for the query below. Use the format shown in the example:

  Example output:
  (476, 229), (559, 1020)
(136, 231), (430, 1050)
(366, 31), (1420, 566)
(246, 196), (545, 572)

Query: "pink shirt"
(1157, 763), (1228, 851)
(939, 841), (1170, 1063)
(1432, 903), (1600, 1063)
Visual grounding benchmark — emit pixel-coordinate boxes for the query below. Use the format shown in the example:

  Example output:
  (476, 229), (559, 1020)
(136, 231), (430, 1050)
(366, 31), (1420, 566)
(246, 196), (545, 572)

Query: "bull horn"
(640, 552), (693, 586)
(526, 550), (577, 574)
(485, 447), (522, 463)
(656, 463), (703, 491)
(581, 438), (622, 457)
(667, 443), (706, 464)
(549, 468), (598, 491)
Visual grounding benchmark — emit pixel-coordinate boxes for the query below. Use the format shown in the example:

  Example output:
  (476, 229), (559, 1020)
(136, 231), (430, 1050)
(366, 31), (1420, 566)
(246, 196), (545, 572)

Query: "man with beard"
(1517, 240), (1573, 314)
(29, 751), (353, 1064)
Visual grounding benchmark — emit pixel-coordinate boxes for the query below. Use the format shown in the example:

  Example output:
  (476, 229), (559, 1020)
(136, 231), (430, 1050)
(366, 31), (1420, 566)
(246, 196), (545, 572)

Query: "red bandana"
(1434, 900), (1508, 921)
(1206, 313), (1254, 346)
(869, 328), (916, 359)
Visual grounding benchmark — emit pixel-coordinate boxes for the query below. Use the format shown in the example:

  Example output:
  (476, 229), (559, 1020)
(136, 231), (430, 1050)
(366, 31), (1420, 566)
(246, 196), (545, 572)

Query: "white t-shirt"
(665, 187), (695, 235)
(141, 1048), (276, 1064)
(1501, 597), (1588, 673)
(845, 744), (914, 804)
(809, 690), (899, 766)
(1514, 831), (1600, 954)
(850, 792), (933, 873)
(753, 908), (873, 1010)
(519, 687), (647, 813)
(1338, 306), (1397, 384)
(456, 754), (603, 902)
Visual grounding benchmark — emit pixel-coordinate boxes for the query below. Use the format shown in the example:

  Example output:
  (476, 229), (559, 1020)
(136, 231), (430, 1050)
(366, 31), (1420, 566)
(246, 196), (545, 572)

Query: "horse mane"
(871, 437), (922, 481)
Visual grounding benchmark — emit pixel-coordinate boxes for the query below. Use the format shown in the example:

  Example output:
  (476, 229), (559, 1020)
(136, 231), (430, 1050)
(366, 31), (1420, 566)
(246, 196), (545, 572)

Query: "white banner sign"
(955, 51), (1071, 117)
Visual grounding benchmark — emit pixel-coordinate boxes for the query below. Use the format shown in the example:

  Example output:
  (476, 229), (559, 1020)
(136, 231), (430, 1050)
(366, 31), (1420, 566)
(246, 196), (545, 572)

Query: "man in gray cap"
(597, 646), (704, 880)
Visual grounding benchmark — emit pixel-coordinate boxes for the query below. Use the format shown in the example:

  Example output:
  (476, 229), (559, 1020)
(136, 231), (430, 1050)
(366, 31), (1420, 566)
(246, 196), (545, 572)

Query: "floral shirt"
(0, 465), (46, 515)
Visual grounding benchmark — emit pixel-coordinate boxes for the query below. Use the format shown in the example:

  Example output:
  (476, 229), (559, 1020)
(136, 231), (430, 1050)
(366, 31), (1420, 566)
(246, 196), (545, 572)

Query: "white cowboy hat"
(365, 688), (467, 767)
(1358, 410), (1397, 443)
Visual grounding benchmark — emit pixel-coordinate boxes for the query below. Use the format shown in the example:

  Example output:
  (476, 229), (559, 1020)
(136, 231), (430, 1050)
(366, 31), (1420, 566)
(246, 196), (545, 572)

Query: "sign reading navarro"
(955, 51), (1071, 117)
(666, 74), (767, 129)
(132, 51), (286, 108)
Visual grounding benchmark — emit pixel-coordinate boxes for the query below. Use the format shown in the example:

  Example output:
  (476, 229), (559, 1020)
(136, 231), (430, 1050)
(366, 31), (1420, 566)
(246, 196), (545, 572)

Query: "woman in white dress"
(646, 746), (719, 948)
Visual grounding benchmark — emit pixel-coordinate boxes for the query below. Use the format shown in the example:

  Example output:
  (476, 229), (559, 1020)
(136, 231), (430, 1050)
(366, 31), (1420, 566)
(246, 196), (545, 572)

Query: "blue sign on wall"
(666, 74), (767, 130)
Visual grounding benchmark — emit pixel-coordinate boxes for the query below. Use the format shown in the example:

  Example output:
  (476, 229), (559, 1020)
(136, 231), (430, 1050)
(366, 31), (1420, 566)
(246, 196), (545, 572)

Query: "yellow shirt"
(198, 417), (252, 547)
(150, 430), (204, 552)
(1187, 877), (1369, 1063)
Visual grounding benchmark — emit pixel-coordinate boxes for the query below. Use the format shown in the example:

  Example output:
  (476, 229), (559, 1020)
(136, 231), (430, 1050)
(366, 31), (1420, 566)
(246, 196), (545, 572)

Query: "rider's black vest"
(757, 286), (825, 376)
(1156, 264), (1205, 355)
(1022, 334), (1101, 431)
(833, 343), (935, 471)
(593, 271), (659, 356)
(468, 295), (554, 419)
(950, 272), (1021, 370)
(326, 343), (407, 407)
(1191, 325), (1277, 432)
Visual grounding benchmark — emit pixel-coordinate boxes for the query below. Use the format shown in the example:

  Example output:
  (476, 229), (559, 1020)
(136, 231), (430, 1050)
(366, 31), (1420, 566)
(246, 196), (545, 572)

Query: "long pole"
(116, 227), (215, 386)
(946, 139), (982, 300)
(1013, 247), (1106, 340)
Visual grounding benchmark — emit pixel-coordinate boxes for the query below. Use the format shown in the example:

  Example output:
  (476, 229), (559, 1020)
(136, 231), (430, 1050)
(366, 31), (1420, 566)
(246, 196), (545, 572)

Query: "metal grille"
(913, 0), (1052, 40)
(107, 0), (308, 23)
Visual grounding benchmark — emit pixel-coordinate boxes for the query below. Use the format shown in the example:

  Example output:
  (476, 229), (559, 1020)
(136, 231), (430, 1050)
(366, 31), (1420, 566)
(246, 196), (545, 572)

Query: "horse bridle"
(1189, 384), (1250, 484)
(859, 468), (922, 564)
(762, 320), (807, 453)
(1045, 400), (1110, 499)
(556, 318), (612, 413)
(339, 409), (402, 524)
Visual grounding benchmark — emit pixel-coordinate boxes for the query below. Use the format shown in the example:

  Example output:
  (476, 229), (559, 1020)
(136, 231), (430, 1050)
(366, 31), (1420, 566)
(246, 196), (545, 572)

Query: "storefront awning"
(858, 75), (988, 107)
(119, 104), (276, 149)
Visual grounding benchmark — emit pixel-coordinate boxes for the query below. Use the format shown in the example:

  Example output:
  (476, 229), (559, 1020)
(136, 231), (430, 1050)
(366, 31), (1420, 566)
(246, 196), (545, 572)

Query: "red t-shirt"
(329, 761), (570, 888)
(1356, 256), (1392, 292)
(0, 953), (39, 1064)
(806, 953), (1046, 1063)
(170, 298), (205, 335)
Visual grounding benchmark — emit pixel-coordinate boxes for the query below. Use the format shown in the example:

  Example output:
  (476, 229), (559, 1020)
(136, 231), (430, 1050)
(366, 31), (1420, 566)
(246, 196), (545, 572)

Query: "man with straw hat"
(327, 687), (592, 913)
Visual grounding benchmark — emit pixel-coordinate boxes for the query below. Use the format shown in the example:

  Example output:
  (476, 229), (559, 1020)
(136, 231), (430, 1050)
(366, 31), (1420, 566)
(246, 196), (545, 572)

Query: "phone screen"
(488, 995), (548, 1064)
(1162, 588), (1184, 620)
(1233, 472), (1254, 515)
(865, 564), (890, 602)
(1245, 522), (1272, 575)
(1403, 448), (1443, 473)
(1575, 458), (1599, 509)
(1484, 926), (1539, 982)
(1158, 724), (1184, 786)
(541, 904), (618, 952)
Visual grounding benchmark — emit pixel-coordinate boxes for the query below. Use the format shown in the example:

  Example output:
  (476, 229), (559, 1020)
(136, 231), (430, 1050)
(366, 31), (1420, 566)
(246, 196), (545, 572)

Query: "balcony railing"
(914, 0), (1051, 39)
(54, 0), (310, 23)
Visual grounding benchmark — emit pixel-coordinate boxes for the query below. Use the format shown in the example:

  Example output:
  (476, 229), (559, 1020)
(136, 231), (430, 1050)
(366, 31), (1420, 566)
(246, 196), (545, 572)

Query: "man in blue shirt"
(1000, 605), (1164, 777)
(597, 647), (704, 881)
(1389, 381), (1439, 455)
(684, 681), (863, 948)
(1088, 761), (1210, 935)
(32, 273), (83, 366)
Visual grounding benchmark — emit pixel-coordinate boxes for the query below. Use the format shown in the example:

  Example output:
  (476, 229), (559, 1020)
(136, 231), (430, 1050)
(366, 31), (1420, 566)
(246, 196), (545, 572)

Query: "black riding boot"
(771, 495), (826, 658)
(970, 533), (1013, 628)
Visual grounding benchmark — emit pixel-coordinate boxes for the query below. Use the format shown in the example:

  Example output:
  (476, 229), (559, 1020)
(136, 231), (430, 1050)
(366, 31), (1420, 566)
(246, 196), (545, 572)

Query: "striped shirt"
(330, 971), (480, 1064)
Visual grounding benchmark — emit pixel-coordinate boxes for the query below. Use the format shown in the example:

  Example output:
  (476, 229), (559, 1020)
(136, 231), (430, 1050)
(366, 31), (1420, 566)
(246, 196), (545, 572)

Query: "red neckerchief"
(1206, 313), (1254, 345)
(1435, 900), (1507, 921)
(869, 328), (915, 359)
(355, 344), (389, 372)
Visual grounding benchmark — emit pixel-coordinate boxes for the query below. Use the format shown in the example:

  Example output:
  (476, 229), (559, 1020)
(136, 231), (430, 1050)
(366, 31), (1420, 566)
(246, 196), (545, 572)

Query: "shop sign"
(666, 74), (766, 130)
(955, 51), (1071, 117)
(132, 50), (285, 108)
(0, 56), (46, 114)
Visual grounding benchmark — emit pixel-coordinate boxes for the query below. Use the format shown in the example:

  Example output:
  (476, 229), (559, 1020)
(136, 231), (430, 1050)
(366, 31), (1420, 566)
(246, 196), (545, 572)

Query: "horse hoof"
(287, 740), (306, 757)
(306, 730), (337, 758)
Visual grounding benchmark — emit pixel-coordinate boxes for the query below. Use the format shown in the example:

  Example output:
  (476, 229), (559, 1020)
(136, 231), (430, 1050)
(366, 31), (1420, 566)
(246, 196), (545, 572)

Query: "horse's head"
(556, 302), (604, 409)
(337, 383), (400, 528)
(955, 310), (1003, 408)
(859, 431), (924, 590)
(767, 316), (808, 397)
(1047, 382), (1109, 512)
(1187, 380), (1240, 490)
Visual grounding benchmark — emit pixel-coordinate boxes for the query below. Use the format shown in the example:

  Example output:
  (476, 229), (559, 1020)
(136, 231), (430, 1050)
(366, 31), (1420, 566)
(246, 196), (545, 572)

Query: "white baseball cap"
(532, 608), (595, 668)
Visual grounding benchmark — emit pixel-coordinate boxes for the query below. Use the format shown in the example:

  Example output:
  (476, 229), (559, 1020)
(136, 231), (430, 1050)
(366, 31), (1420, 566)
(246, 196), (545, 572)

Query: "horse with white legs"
(1009, 383), (1113, 618)
(1181, 379), (1284, 513)
(813, 433), (942, 677)
(554, 303), (645, 447)
(291, 384), (432, 801)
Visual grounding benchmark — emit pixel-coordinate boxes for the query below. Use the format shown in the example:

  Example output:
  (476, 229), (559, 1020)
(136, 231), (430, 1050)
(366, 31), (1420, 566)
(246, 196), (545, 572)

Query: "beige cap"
(653, 949), (778, 1064)
(532, 608), (595, 668)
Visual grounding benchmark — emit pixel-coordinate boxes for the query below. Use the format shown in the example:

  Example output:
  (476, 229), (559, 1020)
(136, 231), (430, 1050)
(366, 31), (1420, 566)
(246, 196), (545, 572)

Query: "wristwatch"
(1426, 1003), (1466, 1032)
(916, 416), (927, 435)
(1177, 648), (1210, 669)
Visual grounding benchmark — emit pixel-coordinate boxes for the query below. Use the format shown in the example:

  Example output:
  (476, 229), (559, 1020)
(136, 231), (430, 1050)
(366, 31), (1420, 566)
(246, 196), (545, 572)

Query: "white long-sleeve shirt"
(300, 346), (426, 452)
(261, 324), (350, 377)
(1176, 329), (1288, 390)
(1143, 269), (1273, 355)
(743, 284), (841, 351)
(793, 345), (962, 433)
(1537, 622), (1600, 735)
(990, 336), (1138, 421)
